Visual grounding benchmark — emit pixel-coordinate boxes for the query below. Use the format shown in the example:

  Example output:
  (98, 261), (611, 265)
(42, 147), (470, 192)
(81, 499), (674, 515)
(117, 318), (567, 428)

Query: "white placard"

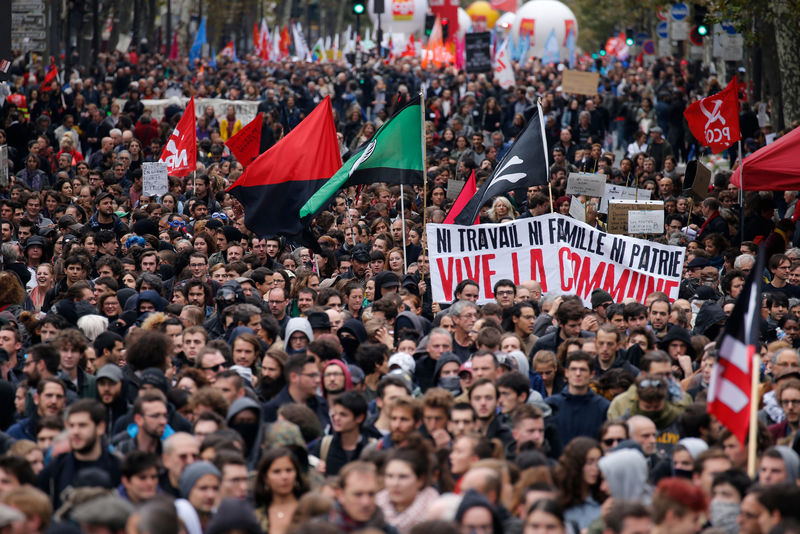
(116, 34), (132, 53)
(599, 184), (652, 214)
(142, 162), (169, 197)
(628, 210), (664, 234)
(569, 196), (585, 222)
(0, 145), (7, 187)
(671, 21), (689, 41)
(658, 38), (672, 57)
(566, 172), (607, 198)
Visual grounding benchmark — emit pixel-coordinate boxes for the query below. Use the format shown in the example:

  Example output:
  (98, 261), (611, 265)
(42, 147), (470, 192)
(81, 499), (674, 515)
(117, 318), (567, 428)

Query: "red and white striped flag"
(0, 60), (10, 74)
(708, 244), (764, 445)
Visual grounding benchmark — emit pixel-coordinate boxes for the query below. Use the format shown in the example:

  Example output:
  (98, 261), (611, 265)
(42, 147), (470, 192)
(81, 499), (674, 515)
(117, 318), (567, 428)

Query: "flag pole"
(747, 352), (760, 478)
(399, 187), (407, 274)
(738, 139), (744, 242)
(421, 91), (428, 275)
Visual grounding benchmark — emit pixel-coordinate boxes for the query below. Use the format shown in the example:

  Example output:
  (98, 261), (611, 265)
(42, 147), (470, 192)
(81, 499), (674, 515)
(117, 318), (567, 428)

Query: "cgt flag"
(684, 76), (741, 154)
(159, 97), (196, 177)
(708, 244), (764, 445)
(453, 102), (549, 225)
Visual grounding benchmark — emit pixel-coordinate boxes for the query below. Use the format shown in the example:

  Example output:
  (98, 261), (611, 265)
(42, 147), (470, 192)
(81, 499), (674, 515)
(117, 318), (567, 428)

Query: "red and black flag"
(227, 96), (341, 238)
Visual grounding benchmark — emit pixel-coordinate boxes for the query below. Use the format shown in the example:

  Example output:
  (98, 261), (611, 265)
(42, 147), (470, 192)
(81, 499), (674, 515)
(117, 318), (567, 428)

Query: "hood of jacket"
(322, 359), (353, 397)
(598, 448), (651, 501)
(455, 489), (503, 534)
(284, 317), (314, 352)
(693, 301), (727, 338)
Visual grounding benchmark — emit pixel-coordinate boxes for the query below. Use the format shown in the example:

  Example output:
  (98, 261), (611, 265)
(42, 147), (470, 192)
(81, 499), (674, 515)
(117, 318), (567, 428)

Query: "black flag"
(453, 102), (549, 225)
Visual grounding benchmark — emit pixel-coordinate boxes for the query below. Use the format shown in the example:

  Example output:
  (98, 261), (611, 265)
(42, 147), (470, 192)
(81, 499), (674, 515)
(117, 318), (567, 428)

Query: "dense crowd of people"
(0, 41), (795, 534)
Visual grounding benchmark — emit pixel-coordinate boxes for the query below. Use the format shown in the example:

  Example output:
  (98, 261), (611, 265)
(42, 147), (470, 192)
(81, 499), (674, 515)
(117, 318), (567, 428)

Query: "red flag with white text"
(708, 244), (764, 445)
(159, 97), (197, 177)
(684, 77), (741, 154)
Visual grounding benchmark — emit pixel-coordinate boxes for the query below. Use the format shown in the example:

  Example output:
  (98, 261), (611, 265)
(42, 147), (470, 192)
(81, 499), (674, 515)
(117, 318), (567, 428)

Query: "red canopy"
(731, 125), (800, 190)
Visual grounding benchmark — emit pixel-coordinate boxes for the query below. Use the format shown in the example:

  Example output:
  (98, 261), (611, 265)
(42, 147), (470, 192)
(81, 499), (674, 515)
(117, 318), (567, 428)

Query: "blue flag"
(565, 27), (576, 67)
(542, 29), (560, 65)
(189, 18), (206, 66)
(209, 46), (217, 69)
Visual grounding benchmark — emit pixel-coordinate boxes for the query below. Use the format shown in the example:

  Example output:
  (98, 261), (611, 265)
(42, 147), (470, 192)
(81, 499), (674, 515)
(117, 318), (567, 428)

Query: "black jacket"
(262, 386), (330, 429)
(37, 447), (121, 509)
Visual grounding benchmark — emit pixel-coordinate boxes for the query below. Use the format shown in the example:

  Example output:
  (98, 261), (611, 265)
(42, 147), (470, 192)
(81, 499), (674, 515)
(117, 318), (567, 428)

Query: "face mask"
(673, 468), (693, 479)
(710, 500), (740, 533)
(438, 376), (461, 394)
(340, 336), (359, 360)
(230, 422), (259, 456)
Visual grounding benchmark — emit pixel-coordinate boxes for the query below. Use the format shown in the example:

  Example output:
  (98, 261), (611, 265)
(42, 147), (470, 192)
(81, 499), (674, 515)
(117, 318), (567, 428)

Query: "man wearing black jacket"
(310, 391), (378, 477)
(469, 378), (514, 450)
(37, 399), (121, 509)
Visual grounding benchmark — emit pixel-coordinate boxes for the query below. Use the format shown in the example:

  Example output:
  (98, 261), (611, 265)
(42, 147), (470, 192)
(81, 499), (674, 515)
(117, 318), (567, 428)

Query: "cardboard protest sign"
(566, 172), (607, 198)
(447, 179), (464, 200)
(682, 160), (712, 201)
(599, 184), (652, 214)
(465, 32), (492, 73)
(607, 200), (664, 234)
(142, 162), (169, 197)
(628, 209), (665, 234)
(561, 70), (599, 95)
(427, 214), (685, 306)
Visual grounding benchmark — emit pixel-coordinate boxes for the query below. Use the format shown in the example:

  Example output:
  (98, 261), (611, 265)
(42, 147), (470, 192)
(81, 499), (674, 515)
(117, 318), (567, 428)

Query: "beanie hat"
(591, 288), (613, 309)
(179, 461), (221, 498)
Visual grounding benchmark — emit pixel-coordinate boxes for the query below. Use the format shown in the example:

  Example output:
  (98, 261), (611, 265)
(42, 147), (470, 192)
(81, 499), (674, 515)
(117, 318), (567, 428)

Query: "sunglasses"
(211, 212), (229, 220)
(602, 437), (622, 447)
(202, 363), (224, 372)
(638, 379), (664, 389)
(168, 219), (186, 228)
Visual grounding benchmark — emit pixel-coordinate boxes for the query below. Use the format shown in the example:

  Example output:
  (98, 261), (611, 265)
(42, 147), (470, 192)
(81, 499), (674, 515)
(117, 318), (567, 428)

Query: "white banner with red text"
(426, 214), (685, 306)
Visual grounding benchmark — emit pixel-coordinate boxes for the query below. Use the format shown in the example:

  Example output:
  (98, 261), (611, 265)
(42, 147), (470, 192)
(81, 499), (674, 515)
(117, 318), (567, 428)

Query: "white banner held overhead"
(427, 214), (685, 306)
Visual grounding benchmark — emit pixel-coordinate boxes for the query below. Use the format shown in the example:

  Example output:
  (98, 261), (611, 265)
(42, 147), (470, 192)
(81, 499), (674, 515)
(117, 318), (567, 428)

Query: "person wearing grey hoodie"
(284, 317), (314, 354)
(586, 447), (652, 534)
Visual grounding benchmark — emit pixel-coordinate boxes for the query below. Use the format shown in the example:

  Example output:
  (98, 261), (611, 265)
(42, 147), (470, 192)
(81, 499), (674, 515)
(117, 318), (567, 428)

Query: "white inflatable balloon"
(368, 0), (427, 36)
(496, 11), (516, 30)
(511, 0), (578, 61)
(457, 8), (473, 38)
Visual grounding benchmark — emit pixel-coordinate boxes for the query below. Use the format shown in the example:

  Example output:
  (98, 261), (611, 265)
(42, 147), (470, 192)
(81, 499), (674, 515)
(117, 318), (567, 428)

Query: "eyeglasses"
(301, 372), (321, 379)
(202, 363), (224, 372)
(495, 290), (514, 296)
(781, 399), (800, 407)
(603, 437), (622, 447)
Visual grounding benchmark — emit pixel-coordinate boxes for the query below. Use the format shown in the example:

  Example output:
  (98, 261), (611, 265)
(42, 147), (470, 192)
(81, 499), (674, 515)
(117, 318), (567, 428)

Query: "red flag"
(40, 66), (58, 92)
(225, 113), (263, 168)
(708, 245), (764, 445)
(280, 26), (291, 57)
(169, 32), (179, 60)
(253, 23), (261, 54)
(159, 97), (197, 177)
(227, 96), (341, 238)
(683, 76), (741, 154)
(444, 171), (479, 224)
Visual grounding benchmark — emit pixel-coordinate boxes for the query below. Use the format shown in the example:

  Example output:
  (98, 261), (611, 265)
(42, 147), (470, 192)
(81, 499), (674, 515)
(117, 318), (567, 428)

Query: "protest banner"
(465, 32), (492, 73)
(599, 183), (652, 214)
(561, 70), (599, 95)
(0, 145), (7, 187)
(566, 172), (607, 198)
(142, 162), (169, 197)
(607, 200), (664, 234)
(427, 213), (685, 306)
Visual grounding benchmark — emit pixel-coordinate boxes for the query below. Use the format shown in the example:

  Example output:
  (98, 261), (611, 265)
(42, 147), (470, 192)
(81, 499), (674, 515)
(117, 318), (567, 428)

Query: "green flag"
(299, 96), (423, 219)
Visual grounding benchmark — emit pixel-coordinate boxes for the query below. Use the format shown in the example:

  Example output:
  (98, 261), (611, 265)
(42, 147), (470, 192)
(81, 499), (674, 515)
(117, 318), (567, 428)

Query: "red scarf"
(698, 210), (719, 236)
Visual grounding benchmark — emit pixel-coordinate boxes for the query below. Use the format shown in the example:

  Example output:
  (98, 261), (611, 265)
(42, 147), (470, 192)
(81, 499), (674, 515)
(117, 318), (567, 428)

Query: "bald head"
(459, 467), (501, 505)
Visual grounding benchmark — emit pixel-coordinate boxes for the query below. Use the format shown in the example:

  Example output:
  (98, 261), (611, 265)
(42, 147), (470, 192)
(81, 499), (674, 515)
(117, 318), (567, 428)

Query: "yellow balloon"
(466, 1), (500, 28)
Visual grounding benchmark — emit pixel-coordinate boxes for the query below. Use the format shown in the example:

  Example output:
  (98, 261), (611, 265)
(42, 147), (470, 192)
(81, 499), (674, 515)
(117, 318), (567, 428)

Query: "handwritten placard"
(599, 184), (652, 214)
(566, 172), (607, 198)
(569, 196), (585, 222)
(561, 70), (599, 95)
(628, 209), (665, 234)
(142, 162), (169, 197)
(0, 146), (8, 187)
(607, 200), (664, 234)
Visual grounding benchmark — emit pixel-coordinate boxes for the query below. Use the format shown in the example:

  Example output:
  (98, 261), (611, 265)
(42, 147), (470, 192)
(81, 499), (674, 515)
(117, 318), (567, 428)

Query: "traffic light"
(352, 0), (365, 15)
(441, 17), (450, 40)
(425, 14), (435, 36)
(694, 4), (708, 37)
(625, 27), (634, 46)
(625, 36), (634, 46)
(599, 50), (606, 56)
